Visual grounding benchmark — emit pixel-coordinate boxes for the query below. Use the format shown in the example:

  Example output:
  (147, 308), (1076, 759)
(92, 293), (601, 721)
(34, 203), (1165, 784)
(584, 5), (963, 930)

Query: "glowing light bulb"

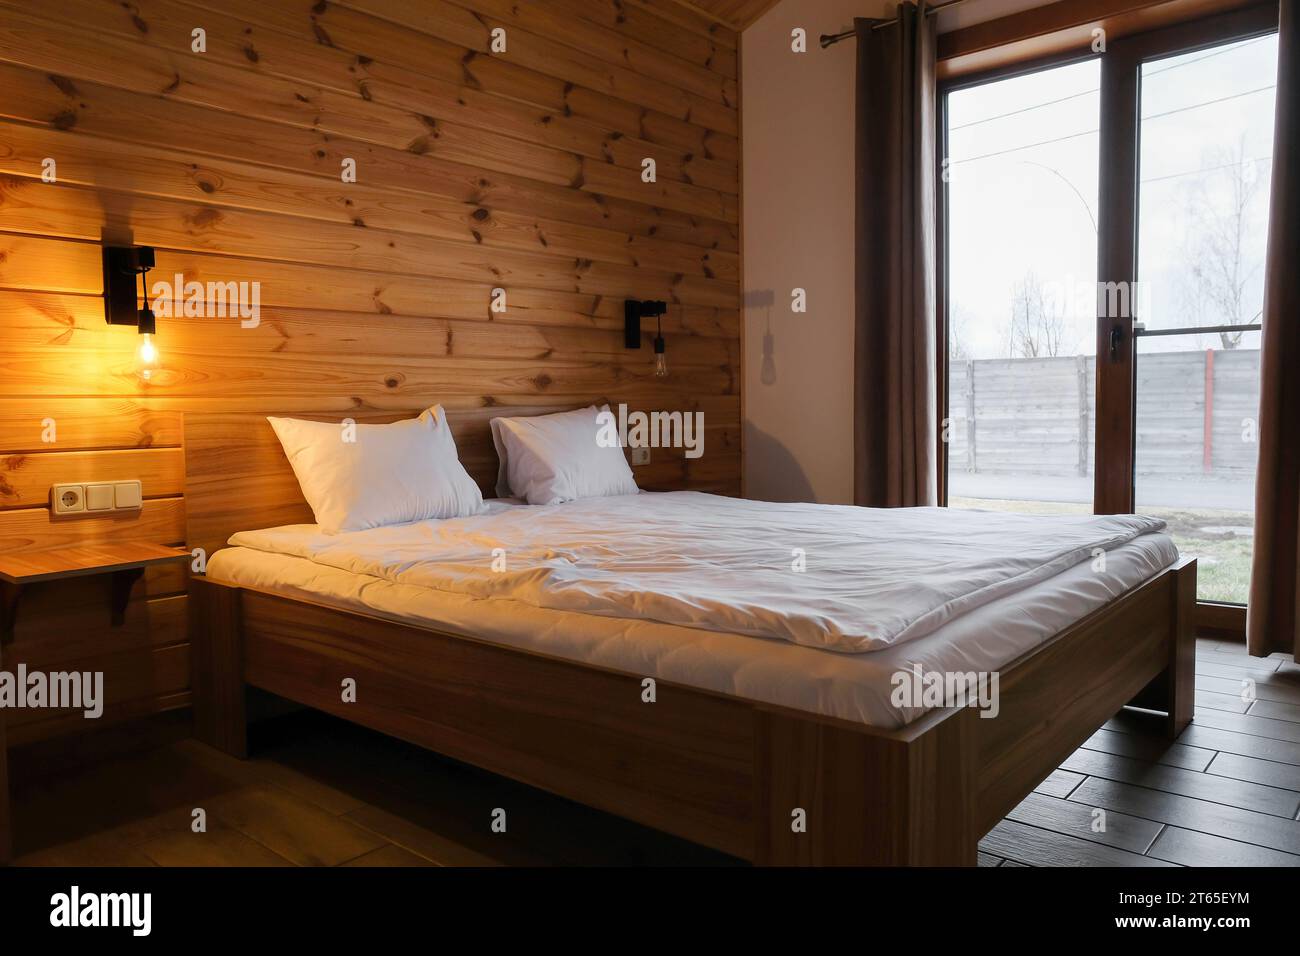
(653, 335), (668, 378)
(137, 332), (160, 382)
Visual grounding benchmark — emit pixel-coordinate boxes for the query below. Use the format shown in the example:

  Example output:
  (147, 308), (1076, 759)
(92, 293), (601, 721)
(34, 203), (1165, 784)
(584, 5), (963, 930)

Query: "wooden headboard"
(185, 404), (529, 559)
(185, 400), (738, 558)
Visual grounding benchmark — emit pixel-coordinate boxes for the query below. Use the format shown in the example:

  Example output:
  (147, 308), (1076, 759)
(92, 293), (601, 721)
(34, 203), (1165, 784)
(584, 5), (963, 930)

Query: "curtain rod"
(819, 0), (970, 48)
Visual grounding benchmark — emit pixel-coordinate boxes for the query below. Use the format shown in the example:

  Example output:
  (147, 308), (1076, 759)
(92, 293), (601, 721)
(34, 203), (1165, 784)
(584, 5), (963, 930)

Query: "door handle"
(1109, 324), (1123, 359)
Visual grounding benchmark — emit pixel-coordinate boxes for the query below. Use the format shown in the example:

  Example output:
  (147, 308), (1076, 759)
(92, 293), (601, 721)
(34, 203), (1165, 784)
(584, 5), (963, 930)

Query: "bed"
(186, 409), (1196, 866)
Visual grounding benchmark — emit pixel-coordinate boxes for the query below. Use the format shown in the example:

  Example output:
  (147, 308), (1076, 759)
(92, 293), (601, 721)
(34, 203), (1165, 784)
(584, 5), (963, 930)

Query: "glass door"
(1132, 33), (1278, 607)
(942, 5), (1280, 631)
(942, 57), (1101, 515)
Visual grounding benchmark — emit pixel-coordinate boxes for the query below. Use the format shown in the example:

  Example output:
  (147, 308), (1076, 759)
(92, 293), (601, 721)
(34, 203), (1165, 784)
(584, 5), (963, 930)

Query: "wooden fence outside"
(946, 349), (1260, 479)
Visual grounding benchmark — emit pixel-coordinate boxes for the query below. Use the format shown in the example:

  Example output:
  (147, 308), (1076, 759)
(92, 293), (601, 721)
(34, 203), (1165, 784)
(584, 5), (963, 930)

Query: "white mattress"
(220, 491), (1170, 653)
(207, 498), (1178, 728)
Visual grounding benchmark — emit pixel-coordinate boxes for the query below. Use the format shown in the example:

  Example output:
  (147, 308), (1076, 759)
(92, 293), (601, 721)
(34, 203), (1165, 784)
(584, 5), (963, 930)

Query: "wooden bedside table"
(0, 542), (190, 865)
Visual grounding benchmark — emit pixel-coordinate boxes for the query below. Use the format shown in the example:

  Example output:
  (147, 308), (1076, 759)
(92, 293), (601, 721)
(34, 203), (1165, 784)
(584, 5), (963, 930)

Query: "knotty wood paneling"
(0, 0), (741, 744)
(0, 401), (183, 454)
(1, 448), (184, 510)
(0, 498), (186, 552)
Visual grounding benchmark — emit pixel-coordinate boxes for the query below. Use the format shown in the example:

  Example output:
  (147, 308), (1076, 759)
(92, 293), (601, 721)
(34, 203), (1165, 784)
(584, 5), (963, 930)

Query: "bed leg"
(190, 577), (248, 759)
(1164, 557), (1197, 739)
(1126, 558), (1197, 739)
(753, 709), (976, 866)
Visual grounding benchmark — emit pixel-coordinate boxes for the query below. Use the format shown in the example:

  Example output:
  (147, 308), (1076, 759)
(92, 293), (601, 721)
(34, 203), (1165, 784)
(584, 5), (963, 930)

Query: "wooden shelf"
(0, 543), (189, 644)
(0, 542), (188, 865)
(0, 543), (189, 586)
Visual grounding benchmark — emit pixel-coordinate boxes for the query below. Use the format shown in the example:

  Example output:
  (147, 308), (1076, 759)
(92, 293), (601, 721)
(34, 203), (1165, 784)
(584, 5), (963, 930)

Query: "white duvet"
(227, 491), (1167, 654)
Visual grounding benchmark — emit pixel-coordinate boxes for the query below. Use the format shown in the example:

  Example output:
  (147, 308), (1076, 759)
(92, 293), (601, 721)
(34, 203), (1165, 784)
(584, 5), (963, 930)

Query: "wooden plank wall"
(0, 0), (742, 742)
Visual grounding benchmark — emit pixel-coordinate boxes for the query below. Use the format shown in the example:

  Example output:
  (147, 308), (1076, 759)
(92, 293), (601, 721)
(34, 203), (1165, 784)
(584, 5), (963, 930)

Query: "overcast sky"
(946, 34), (1279, 361)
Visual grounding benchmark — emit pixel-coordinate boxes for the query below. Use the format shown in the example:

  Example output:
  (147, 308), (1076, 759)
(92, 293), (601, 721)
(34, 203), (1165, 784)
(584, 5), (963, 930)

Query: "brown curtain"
(853, 3), (938, 508)
(1248, 0), (1300, 658)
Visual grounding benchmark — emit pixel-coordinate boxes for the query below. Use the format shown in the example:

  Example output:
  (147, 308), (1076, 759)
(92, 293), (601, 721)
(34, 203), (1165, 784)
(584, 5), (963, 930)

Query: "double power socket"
(51, 480), (144, 515)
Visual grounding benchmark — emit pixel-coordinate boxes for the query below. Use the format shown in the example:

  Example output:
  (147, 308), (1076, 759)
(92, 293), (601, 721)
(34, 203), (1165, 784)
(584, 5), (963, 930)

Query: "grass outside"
(949, 496), (1253, 605)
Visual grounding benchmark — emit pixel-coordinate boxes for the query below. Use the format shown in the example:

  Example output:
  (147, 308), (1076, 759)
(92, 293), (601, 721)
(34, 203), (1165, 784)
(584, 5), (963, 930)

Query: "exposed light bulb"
(137, 332), (160, 382)
(653, 335), (668, 378)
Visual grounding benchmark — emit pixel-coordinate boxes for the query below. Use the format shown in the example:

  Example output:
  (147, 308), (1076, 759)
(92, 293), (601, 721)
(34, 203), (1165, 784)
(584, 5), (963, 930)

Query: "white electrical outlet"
(51, 483), (86, 514)
(51, 480), (142, 515)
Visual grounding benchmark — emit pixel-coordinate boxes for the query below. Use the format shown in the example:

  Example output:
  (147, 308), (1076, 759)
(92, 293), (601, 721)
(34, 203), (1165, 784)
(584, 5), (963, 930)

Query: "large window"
(941, 10), (1280, 613)
(945, 59), (1100, 516)
(1132, 35), (1279, 605)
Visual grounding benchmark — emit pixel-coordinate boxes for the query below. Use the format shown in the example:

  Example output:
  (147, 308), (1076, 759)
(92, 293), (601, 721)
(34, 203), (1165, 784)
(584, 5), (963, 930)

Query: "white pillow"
(490, 405), (639, 505)
(268, 406), (485, 533)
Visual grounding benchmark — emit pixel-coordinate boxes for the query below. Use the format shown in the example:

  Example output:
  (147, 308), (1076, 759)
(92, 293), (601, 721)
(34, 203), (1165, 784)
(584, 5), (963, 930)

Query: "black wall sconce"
(103, 245), (161, 380)
(624, 299), (669, 378)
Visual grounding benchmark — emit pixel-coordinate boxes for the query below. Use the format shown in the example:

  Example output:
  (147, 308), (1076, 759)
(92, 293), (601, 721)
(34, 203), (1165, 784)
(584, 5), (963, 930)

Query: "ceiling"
(674, 0), (1076, 34)
(672, 0), (786, 32)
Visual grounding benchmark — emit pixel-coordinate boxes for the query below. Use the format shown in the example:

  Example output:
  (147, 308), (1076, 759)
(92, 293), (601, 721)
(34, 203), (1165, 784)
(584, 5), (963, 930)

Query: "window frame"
(935, 3), (1280, 635)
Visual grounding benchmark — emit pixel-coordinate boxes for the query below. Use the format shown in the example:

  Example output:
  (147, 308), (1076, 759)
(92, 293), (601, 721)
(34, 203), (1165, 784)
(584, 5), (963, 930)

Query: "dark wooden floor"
(9, 708), (735, 866)
(982, 637), (1300, 867)
(9, 637), (1299, 866)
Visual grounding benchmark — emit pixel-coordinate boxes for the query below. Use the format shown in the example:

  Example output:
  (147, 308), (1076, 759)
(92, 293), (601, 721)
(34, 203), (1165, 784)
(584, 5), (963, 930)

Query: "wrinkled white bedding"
(209, 519), (1177, 727)
(224, 491), (1167, 653)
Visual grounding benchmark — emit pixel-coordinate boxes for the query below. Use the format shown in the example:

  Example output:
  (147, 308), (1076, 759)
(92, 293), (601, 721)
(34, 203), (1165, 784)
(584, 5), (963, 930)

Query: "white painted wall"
(740, 0), (1053, 503)
(741, 0), (890, 503)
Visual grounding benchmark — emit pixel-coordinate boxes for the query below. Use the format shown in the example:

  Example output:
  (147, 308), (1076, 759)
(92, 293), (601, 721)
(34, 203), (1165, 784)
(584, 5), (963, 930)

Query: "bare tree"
(1183, 138), (1266, 350)
(1006, 272), (1068, 358)
(948, 304), (975, 361)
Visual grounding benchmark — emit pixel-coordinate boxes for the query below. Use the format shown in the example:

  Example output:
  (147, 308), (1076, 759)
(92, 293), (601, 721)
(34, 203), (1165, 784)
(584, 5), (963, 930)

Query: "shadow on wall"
(743, 286), (814, 502)
(743, 419), (816, 503)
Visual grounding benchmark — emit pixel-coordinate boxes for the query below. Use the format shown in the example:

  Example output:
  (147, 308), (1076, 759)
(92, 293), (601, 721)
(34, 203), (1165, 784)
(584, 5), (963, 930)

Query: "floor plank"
(1248, 699), (1300, 724)
(1197, 659), (1286, 682)
(1005, 791), (1163, 853)
(343, 804), (499, 867)
(1070, 777), (1300, 855)
(170, 737), (369, 817)
(1147, 826), (1300, 867)
(979, 819), (1176, 867)
(1061, 747), (1300, 817)
(1033, 768), (1086, 799)
(1190, 707), (1300, 743)
(1197, 639), (1249, 658)
(1201, 674), (1300, 706)
(1207, 751), (1300, 792)
(340, 844), (436, 867)
(1196, 648), (1275, 669)
(136, 823), (295, 867)
(1179, 724), (1300, 769)
(1081, 728), (1214, 771)
(17, 830), (160, 867)
(206, 786), (388, 867)
(1195, 689), (1253, 714)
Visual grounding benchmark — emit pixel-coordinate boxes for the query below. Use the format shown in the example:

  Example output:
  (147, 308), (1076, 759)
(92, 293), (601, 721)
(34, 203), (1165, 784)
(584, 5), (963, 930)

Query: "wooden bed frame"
(185, 409), (1196, 866)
